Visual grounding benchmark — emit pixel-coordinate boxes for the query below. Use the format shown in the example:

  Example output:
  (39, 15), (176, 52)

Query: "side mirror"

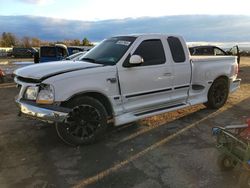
(129, 55), (143, 65)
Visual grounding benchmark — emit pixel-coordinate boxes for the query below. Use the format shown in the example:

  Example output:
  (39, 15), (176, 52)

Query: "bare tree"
(71, 39), (81, 46)
(31, 38), (41, 47)
(21, 36), (31, 48)
(0, 32), (18, 47)
(0, 32), (94, 48)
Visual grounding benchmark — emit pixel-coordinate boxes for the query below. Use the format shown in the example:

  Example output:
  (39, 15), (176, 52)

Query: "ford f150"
(14, 34), (241, 145)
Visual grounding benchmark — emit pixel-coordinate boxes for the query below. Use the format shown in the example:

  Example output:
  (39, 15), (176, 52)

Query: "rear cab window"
(167, 37), (186, 63)
(40, 47), (56, 57)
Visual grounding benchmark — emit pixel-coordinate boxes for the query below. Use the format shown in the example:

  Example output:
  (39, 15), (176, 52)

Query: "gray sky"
(0, 0), (250, 21)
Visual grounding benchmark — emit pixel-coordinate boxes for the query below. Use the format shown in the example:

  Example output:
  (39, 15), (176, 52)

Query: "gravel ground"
(0, 57), (249, 188)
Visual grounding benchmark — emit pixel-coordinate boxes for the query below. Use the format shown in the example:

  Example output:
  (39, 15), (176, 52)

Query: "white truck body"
(14, 34), (240, 127)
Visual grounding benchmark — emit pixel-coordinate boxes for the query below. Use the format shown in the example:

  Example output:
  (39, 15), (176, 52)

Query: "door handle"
(107, 78), (117, 83)
(163, 73), (172, 76)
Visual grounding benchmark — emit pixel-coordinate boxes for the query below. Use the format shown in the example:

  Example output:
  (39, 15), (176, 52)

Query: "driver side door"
(117, 37), (173, 113)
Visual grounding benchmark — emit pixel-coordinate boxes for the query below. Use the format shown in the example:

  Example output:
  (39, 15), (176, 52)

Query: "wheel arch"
(210, 75), (230, 89)
(204, 75), (230, 109)
(207, 75), (230, 96)
(61, 91), (114, 118)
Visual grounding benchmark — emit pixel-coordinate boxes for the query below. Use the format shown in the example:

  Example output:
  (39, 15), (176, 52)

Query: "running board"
(114, 103), (188, 126)
(134, 103), (185, 116)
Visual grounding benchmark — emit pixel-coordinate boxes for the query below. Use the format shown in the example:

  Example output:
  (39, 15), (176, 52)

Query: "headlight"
(36, 84), (54, 104)
(25, 86), (39, 100)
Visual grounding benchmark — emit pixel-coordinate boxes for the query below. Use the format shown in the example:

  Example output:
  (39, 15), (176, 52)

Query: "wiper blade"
(81, 57), (96, 63)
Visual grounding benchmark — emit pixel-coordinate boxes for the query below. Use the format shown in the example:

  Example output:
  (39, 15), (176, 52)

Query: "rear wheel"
(56, 96), (108, 146)
(205, 78), (229, 109)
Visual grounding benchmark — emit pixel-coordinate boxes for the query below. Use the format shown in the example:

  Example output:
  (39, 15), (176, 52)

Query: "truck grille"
(16, 76), (40, 84)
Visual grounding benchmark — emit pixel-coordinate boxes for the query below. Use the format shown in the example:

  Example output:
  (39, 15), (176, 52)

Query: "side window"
(214, 48), (225, 56)
(62, 48), (68, 57)
(133, 39), (166, 66)
(57, 48), (67, 57)
(202, 48), (213, 55)
(57, 48), (63, 56)
(167, 37), (186, 63)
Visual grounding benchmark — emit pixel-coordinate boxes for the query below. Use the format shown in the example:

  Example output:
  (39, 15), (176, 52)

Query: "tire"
(238, 171), (250, 188)
(205, 78), (229, 109)
(217, 154), (236, 171)
(56, 96), (108, 146)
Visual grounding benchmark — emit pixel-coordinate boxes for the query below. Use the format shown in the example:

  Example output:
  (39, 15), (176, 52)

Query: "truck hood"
(14, 61), (102, 81)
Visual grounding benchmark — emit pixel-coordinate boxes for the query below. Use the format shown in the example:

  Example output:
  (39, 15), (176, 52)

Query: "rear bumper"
(16, 99), (70, 123)
(230, 78), (241, 93)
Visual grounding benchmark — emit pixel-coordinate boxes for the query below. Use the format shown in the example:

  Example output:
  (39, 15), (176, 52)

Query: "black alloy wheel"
(56, 96), (108, 146)
(205, 78), (229, 109)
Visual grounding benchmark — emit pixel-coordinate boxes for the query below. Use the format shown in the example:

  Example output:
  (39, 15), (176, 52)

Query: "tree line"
(0, 32), (94, 47)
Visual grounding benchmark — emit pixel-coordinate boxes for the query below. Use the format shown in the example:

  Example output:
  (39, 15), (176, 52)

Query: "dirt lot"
(0, 58), (33, 82)
(0, 58), (250, 188)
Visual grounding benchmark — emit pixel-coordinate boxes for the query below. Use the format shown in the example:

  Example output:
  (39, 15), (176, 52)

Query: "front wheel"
(56, 96), (108, 146)
(205, 78), (229, 109)
(217, 154), (236, 171)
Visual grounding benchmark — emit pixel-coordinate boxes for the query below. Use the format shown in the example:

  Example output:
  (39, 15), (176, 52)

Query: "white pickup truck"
(14, 34), (241, 145)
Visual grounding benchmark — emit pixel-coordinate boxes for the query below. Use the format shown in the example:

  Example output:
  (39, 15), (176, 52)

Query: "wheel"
(205, 78), (229, 109)
(56, 96), (108, 146)
(238, 171), (250, 188)
(217, 154), (236, 171)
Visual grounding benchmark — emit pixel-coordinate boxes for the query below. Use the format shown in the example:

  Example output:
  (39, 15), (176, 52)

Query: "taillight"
(231, 64), (238, 77)
(235, 63), (239, 75)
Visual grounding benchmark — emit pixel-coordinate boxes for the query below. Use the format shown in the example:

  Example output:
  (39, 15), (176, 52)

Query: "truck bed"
(191, 55), (236, 63)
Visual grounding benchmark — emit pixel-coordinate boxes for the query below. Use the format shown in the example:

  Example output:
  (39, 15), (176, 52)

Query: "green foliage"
(21, 36), (31, 48)
(82, 37), (93, 46)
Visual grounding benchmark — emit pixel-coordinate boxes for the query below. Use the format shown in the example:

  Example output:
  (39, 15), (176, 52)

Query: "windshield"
(80, 36), (136, 65)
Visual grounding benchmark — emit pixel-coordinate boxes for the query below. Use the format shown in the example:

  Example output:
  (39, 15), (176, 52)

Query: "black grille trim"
(16, 76), (41, 83)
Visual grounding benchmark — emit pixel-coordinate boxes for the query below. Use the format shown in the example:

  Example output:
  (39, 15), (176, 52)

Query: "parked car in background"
(64, 51), (86, 61)
(12, 47), (37, 58)
(67, 46), (84, 55)
(189, 45), (240, 64)
(36, 44), (68, 63)
(35, 45), (90, 63)
(0, 47), (12, 57)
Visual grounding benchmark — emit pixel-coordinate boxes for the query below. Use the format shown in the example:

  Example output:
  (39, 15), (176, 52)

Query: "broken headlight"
(36, 84), (55, 104)
(24, 86), (39, 100)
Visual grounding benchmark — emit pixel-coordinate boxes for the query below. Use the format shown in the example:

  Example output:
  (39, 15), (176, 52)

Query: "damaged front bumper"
(16, 99), (70, 123)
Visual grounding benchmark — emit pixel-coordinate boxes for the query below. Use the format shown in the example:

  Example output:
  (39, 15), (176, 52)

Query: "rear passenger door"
(167, 36), (191, 104)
